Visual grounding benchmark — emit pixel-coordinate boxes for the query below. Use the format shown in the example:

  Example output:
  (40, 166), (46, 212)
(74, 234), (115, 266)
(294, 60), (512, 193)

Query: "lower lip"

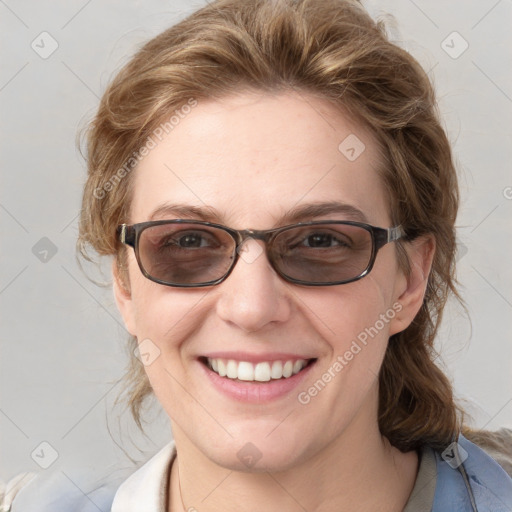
(199, 360), (316, 403)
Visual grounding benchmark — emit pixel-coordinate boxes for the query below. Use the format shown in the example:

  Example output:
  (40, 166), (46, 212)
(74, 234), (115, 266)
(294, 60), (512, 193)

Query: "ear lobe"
(388, 235), (436, 336)
(112, 260), (137, 336)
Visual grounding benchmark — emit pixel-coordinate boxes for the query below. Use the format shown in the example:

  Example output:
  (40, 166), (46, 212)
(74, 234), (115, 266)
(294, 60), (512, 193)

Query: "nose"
(215, 238), (291, 333)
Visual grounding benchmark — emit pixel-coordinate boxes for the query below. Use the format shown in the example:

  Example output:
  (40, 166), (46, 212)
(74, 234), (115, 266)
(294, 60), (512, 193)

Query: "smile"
(205, 357), (313, 382)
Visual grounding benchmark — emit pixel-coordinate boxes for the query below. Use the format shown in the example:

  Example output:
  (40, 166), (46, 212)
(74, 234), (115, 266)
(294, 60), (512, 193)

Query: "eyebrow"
(148, 201), (369, 226)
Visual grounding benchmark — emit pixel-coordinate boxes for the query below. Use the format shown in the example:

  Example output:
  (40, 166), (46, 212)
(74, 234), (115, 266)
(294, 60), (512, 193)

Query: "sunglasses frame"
(117, 219), (405, 288)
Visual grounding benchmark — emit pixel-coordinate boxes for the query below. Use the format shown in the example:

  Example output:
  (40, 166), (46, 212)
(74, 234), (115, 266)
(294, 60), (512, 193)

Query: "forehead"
(130, 91), (390, 227)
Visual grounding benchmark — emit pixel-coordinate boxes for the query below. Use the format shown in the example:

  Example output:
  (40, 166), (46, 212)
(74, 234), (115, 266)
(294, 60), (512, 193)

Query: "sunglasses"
(117, 219), (405, 287)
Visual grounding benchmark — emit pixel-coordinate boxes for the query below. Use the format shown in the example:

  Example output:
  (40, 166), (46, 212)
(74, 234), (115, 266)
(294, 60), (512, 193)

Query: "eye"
(287, 228), (353, 250)
(162, 230), (220, 249)
(299, 232), (350, 248)
(176, 232), (209, 248)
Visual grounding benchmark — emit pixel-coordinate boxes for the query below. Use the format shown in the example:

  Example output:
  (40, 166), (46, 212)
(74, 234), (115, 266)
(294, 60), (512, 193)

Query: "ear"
(388, 235), (435, 336)
(112, 260), (138, 336)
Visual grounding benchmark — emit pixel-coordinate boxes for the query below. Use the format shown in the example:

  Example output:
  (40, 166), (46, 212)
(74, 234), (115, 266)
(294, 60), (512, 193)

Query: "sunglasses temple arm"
(388, 225), (405, 243)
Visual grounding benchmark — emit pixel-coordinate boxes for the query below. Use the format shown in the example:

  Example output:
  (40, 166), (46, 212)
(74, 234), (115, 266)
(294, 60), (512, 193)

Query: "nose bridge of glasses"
(234, 228), (274, 247)
(230, 229), (277, 268)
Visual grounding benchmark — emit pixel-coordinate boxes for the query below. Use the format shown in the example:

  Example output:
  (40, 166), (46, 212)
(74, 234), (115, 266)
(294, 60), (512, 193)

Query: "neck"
(168, 393), (418, 512)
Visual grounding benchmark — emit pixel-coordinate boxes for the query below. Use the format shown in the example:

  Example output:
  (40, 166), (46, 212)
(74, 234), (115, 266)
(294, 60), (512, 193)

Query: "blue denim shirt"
(432, 435), (512, 511)
(8, 435), (512, 511)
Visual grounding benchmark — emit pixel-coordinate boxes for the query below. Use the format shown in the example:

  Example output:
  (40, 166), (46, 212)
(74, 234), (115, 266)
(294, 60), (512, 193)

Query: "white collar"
(111, 442), (176, 512)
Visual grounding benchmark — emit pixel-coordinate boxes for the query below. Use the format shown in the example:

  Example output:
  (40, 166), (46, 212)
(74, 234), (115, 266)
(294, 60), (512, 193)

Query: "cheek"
(309, 277), (396, 348)
(128, 280), (207, 411)
(302, 278), (397, 395)
(131, 280), (203, 344)
(297, 281), (398, 424)
(125, 257), (203, 373)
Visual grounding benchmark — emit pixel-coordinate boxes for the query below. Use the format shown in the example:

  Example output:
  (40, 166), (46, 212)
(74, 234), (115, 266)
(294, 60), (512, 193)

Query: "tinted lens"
(138, 223), (235, 285)
(271, 223), (373, 283)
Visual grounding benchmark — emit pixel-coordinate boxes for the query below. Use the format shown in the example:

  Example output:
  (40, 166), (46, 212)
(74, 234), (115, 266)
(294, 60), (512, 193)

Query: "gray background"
(1, 0), (511, 485)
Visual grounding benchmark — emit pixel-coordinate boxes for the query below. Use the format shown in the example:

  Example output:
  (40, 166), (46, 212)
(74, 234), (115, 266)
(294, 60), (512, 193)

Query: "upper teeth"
(207, 358), (308, 382)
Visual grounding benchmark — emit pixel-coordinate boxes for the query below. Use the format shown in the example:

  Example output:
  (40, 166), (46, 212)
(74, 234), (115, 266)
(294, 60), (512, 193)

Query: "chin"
(210, 444), (308, 473)
(200, 425), (316, 473)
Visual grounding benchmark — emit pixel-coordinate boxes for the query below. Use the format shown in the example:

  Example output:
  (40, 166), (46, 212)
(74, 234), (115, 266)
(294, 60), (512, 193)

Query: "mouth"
(199, 356), (317, 383)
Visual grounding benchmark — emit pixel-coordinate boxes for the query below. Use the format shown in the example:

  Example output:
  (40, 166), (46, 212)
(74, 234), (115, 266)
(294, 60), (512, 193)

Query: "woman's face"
(115, 91), (419, 471)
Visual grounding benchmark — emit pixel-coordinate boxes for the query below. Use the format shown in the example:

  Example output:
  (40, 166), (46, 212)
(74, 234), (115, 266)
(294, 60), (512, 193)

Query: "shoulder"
(432, 429), (512, 512)
(110, 442), (175, 511)
(463, 427), (512, 478)
(7, 442), (175, 512)
(7, 466), (128, 512)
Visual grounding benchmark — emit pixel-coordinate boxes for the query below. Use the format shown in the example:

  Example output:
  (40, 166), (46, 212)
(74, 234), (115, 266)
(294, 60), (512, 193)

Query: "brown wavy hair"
(78, 0), (464, 452)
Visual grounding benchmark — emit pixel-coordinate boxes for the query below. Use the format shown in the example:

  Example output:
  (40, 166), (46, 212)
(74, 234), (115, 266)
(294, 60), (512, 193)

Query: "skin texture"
(113, 91), (435, 512)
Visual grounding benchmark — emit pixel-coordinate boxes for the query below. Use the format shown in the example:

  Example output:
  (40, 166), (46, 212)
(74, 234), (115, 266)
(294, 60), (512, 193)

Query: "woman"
(7, 0), (512, 510)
